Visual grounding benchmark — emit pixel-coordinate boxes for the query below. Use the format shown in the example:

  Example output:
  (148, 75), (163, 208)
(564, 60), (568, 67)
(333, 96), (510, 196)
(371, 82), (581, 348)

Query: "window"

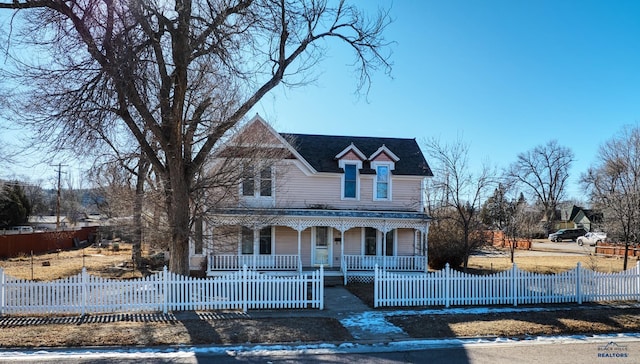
(259, 227), (272, 255)
(259, 167), (272, 197)
(365, 227), (377, 255)
(385, 230), (394, 256)
(344, 164), (357, 198)
(241, 165), (273, 197)
(241, 227), (253, 254)
(315, 226), (329, 247)
(375, 165), (390, 200)
(242, 167), (255, 197)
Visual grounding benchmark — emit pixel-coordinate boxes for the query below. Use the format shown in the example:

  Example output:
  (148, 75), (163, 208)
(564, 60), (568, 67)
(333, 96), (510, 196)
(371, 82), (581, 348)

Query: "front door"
(313, 226), (331, 266)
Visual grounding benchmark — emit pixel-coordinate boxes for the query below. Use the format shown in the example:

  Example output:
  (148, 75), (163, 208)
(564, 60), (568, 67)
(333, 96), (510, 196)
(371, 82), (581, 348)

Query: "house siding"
(397, 229), (416, 255)
(275, 163), (423, 211)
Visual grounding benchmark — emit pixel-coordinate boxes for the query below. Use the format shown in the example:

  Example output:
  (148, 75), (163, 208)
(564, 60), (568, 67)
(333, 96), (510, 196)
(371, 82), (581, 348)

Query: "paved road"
(2, 337), (638, 363)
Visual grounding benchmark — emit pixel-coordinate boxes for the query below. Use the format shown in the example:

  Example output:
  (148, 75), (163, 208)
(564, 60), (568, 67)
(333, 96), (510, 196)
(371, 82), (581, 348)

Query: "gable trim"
(369, 144), (400, 163)
(335, 143), (367, 161)
(237, 115), (318, 173)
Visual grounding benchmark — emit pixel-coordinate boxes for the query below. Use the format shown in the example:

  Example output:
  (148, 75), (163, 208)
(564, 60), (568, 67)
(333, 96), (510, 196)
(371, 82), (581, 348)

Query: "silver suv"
(577, 232), (606, 246)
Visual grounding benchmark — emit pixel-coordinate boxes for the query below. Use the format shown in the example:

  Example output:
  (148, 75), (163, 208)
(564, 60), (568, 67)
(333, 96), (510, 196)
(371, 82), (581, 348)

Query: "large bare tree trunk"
(132, 156), (149, 269)
(165, 161), (192, 275)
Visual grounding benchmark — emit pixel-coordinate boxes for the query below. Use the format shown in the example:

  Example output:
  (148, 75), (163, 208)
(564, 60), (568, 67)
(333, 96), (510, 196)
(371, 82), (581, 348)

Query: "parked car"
(548, 228), (588, 242)
(576, 232), (606, 246)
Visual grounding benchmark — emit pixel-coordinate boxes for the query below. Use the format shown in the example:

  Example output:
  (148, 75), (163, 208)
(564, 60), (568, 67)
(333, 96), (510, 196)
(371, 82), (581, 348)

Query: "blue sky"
(3, 1), (640, 200)
(254, 0), (640, 200)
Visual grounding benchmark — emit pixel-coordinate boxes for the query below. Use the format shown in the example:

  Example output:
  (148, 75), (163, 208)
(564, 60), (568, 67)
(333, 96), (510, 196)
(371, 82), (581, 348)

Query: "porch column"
(422, 223), (430, 272)
(382, 229), (387, 269)
(381, 222), (389, 269)
(297, 229), (301, 262)
(294, 219), (304, 271)
(253, 228), (259, 269)
(338, 220), (347, 270)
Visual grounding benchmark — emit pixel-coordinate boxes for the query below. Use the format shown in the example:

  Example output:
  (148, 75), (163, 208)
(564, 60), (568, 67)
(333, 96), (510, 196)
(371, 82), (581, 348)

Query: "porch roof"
(208, 208), (431, 233)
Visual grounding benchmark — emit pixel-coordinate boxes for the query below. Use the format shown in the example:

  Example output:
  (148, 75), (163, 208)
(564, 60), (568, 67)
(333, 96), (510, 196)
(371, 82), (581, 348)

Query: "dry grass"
(388, 307), (640, 339)
(467, 254), (632, 274)
(0, 244), (150, 281)
(0, 315), (352, 348)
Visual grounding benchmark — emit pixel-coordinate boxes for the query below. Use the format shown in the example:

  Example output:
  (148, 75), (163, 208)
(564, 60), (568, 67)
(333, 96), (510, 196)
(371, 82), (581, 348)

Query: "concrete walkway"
(248, 286), (410, 342)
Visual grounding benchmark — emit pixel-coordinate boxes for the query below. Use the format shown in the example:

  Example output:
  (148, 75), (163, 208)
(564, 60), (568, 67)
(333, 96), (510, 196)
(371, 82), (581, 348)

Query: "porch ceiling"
(208, 208), (431, 233)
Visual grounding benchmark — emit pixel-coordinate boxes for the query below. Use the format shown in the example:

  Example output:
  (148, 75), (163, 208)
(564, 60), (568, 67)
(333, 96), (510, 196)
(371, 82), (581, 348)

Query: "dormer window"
(376, 165), (390, 199)
(370, 145), (399, 202)
(339, 160), (362, 200)
(336, 143), (365, 200)
(344, 164), (357, 198)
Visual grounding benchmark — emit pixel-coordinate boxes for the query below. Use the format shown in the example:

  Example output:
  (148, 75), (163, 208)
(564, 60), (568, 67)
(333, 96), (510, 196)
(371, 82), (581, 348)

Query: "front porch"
(207, 254), (427, 284)
(201, 208), (431, 283)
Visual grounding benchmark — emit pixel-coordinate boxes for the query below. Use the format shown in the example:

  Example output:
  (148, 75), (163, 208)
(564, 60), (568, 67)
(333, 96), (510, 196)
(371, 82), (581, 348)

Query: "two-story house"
(193, 115), (433, 282)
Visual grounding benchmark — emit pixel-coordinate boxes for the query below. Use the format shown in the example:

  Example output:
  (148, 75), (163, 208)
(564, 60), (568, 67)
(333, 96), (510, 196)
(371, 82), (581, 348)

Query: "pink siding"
(343, 228), (362, 255)
(340, 150), (364, 161)
(273, 227), (299, 255)
(371, 152), (394, 162)
(396, 229), (416, 255)
(300, 229), (312, 266)
(275, 163), (423, 211)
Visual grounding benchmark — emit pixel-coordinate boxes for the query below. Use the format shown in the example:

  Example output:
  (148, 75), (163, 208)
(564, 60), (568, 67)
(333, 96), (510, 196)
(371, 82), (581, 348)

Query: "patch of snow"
(339, 311), (404, 335)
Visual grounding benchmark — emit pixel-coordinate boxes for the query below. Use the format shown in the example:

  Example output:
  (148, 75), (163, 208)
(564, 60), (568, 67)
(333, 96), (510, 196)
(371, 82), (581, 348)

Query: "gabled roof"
(279, 133), (433, 176)
(569, 205), (603, 223)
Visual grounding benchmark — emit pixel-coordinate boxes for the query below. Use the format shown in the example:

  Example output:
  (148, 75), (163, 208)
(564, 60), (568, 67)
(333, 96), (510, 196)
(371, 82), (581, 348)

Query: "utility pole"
(52, 163), (67, 231)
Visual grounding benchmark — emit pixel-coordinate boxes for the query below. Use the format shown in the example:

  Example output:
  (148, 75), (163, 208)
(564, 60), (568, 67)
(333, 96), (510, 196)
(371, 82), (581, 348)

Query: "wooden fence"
(374, 262), (640, 308)
(0, 265), (324, 315)
(0, 227), (98, 258)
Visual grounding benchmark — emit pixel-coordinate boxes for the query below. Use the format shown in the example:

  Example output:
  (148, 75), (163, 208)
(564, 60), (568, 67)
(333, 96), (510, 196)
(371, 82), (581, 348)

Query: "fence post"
(163, 266), (168, 314)
(636, 261), (640, 302)
(374, 264), (379, 308)
(445, 263), (450, 308)
(242, 265), (248, 313)
(0, 267), (4, 316)
(319, 265), (324, 310)
(511, 264), (518, 307)
(81, 267), (88, 316)
(576, 262), (582, 305)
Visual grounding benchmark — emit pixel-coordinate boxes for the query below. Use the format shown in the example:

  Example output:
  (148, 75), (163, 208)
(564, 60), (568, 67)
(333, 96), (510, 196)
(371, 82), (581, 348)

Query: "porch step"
(324, 275), (344, 287)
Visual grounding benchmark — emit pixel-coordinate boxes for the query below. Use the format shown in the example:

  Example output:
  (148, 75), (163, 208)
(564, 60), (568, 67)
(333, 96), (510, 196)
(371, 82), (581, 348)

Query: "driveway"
(528, 239), (595, 256)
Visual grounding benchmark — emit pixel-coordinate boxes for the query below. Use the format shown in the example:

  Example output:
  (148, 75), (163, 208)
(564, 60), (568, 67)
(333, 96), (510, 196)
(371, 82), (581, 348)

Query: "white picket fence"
(374, 262), (640, 308)
(0, 265), (324, 315)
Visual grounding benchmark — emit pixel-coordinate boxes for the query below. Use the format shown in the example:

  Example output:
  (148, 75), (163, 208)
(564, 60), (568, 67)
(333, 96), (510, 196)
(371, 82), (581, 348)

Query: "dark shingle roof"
(279, 133), (433, 176)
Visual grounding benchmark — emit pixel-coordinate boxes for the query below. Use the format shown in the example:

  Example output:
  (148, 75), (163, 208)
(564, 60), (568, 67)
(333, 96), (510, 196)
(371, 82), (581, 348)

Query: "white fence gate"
(374, 262), (640, 308)
(0, 265), (324, 315)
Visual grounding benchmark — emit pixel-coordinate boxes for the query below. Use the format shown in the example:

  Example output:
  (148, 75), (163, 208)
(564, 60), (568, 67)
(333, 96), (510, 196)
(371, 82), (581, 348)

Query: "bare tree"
(425, 137), (495, 270)
(506, 140), (574, 233)
(581, 125), (640, 270)
(0, 0), (391, 274)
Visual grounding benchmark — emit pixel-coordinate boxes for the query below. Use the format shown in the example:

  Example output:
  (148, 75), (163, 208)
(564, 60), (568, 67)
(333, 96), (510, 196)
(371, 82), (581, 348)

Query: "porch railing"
(208, 254), (301, 272)
(342, 255), (426, 272)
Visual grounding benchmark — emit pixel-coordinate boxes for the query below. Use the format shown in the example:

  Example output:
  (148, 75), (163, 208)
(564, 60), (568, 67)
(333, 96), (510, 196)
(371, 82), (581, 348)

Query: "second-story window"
(375, 165), (390, 200)
(242, 167), (255, 197)
(259, 167), (272, 197)
(241, 165), (273, 197)
(344, 164), (357, 198)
